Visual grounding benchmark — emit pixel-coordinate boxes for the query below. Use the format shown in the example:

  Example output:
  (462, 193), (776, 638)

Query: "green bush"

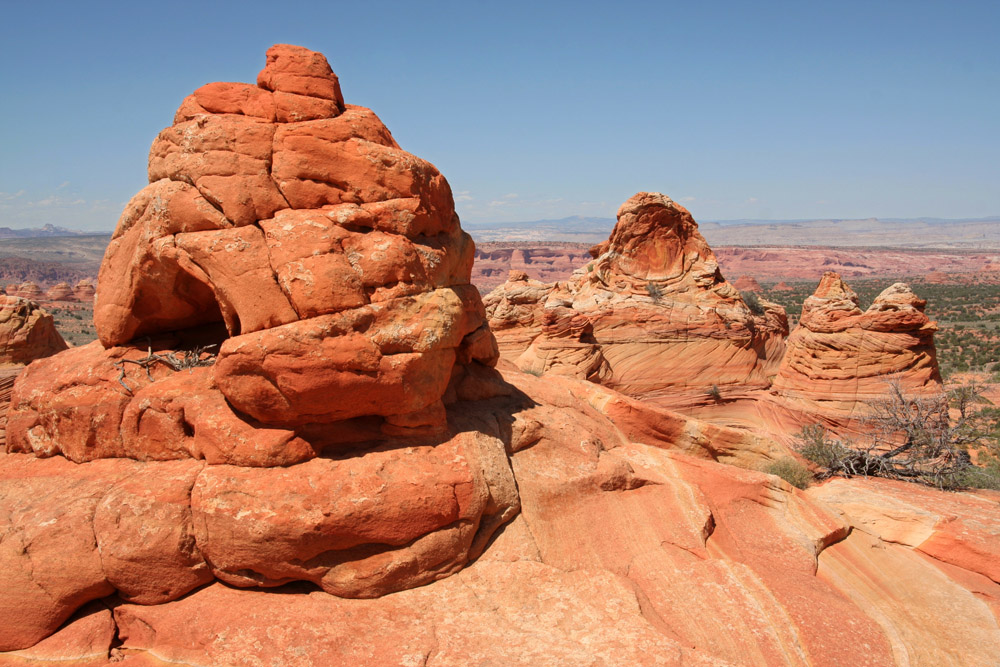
(741, 291), (766, 316)
(645, 282), (663, 302)
(797, 424), (854, 469)
(764, 458), (813, 489)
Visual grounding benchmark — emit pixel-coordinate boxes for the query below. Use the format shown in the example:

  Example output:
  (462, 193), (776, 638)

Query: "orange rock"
(44, 282), (75, 301)
(257, 43), (345, 107)
(0, 455), (139, 650)
(9, 282), (42, 300)
(485, 192), (788, 410)
(0, 296), (67, 365)
(765, 272), (942, 432)
(71, 280), (95, 302)
(3, 601), (115, 664)
(733, 274), (763, 292)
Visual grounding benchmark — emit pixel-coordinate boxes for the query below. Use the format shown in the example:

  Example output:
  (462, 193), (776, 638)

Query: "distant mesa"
(772, 281), (794, 291)
(485, 192), (788, 409)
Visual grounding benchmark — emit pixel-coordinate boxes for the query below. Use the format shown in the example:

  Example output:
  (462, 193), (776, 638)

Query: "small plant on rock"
(795, 380), (1000, 490)
(764, 458), (813, 489)
(741, 290), (766, 316)
(645, 282), (663, 303)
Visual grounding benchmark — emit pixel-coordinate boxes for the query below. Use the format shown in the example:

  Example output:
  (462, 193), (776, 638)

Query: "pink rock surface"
(44, 282), (75, 301)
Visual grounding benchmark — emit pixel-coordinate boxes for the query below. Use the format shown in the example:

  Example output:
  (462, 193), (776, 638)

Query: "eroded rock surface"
(0, 296), (68, 365)
(485, 192), (788, 409)
(763, 272), (942, 432)
(1, 44), (514, 650)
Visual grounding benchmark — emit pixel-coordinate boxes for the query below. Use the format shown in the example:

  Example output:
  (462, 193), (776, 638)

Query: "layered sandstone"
(763, 272), (942, 432)
(45, 282), (75, 302)
(0, 296), (68, 366)
(3, 364), (998, 664)
(2, 44), (513, 646)
(485, 192), (788, 409)
(72, 280), (95, 302)
(7, 282), (43, 300)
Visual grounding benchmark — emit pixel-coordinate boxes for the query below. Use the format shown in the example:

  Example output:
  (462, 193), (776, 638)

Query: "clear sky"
(0, 0), (997, 230)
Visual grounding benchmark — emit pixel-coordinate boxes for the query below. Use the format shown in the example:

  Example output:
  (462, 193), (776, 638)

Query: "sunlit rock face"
(0, 296), (67, 365)
(762, 272), (942, 433)
(0, 46), (516, 652)
(485, 192), (788, 409)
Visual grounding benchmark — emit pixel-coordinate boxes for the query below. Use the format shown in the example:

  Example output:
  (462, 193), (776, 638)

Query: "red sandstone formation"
(485, 193), (788, 409)
(472, 243), (593, 291)
(763, 272), (942, 432)
(733, 274), (763, 292)
(772, 280), (794, 291)
(72, 280), (95, 302)
(2, 48), (999, 667)
(0, 296), (68, 366)
(44, 282), (74, 302)
(7, 282), (43, 301)
(2, 45), (512, 647)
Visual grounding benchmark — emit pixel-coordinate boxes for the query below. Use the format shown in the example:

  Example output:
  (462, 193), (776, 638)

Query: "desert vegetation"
(795, 381), (1000, 490)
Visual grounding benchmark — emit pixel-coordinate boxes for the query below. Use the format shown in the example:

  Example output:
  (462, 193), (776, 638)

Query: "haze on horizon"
(0, 0), (997, 232)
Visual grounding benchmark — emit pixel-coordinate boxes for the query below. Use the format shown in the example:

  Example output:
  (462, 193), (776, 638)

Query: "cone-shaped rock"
(485, 192), (788, 408)
(765, 272), (942, 431)
(0, 47), (516, 649)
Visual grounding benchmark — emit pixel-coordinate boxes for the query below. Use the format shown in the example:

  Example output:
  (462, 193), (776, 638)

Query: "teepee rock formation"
(1, 45), (515, 650)
(765, 272), (942, 431)
(485, 192), (788, 408)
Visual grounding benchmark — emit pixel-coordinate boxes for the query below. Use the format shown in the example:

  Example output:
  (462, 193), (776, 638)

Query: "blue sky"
(0, 0), (997, 230)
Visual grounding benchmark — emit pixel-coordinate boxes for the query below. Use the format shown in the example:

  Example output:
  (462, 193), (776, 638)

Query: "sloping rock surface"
(2, 367), (998, 665)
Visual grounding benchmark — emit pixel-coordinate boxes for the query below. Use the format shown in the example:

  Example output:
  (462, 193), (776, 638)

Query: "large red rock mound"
(1, 45), (516, 650)
(485, 192), (788, 409)
(0, 296), (68, 366)
(763, 272), (942, 433)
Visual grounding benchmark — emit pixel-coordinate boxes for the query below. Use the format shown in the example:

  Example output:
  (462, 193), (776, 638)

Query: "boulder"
(0, 296), (68, 365)
(15, 43), (497, 461)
